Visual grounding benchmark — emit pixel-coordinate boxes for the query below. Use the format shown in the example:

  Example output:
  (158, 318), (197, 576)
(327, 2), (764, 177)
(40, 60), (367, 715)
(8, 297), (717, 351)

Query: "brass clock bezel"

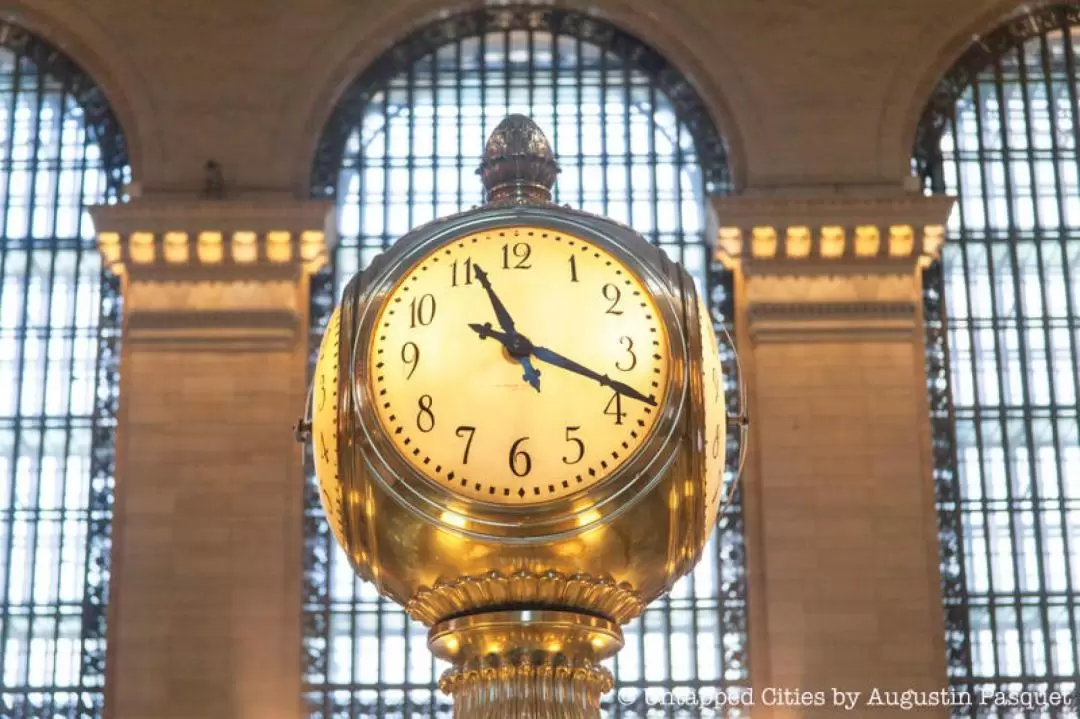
(348, 205), (690, 542)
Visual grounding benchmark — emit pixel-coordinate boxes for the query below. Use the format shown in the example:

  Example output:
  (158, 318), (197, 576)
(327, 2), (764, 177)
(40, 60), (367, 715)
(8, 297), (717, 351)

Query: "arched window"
(915, 4), (1080, 701)
(304, 7), (747, 715)
(0, 21), (128, 718)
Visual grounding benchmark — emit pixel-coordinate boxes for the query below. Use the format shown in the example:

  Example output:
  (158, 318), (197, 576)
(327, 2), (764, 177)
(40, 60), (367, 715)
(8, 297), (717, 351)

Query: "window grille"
(915, 5), (1080, 712)
(0, 20), (128, 718)
(304, 7), (748, 717)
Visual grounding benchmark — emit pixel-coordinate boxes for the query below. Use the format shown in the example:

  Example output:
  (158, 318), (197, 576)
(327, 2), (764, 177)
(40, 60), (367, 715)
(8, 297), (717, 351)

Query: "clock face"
(366, 225), (671, 506)
(311, 306), (349, 548)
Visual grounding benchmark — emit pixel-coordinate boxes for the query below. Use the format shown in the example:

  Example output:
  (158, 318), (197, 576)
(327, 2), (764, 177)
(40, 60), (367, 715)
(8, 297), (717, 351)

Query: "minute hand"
(530, 344), (657, 407)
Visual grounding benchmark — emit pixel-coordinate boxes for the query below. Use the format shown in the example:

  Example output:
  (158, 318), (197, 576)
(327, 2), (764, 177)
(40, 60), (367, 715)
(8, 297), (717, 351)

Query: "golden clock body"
(311, 203), (729, 625)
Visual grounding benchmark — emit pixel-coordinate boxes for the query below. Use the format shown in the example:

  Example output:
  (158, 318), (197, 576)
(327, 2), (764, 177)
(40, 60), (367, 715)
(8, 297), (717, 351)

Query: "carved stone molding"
(90, 199), (333, 349)
(709, 193), (954, 277)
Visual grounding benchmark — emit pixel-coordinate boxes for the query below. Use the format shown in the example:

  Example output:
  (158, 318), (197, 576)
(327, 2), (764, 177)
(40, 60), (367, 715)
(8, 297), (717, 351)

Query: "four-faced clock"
(366, 225), (671, 505)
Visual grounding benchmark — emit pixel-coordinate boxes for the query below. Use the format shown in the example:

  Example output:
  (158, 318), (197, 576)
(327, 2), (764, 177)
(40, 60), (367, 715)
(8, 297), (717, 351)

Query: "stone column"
(712, 194), (955, 716)
(91, 200), (332, 719)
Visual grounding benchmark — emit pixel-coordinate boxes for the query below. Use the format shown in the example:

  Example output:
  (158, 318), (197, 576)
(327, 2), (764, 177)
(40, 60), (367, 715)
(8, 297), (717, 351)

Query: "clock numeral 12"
(501, 242), (532, 269)
(603, 391), (626, 425)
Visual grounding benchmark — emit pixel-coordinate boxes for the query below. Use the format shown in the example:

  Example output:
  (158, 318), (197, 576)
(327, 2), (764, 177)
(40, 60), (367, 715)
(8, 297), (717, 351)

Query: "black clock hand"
(530, 344), (657, 406)
(467, 322), (541, 392)
(471, 324), (655, 406)
(472, 263), (518, 335)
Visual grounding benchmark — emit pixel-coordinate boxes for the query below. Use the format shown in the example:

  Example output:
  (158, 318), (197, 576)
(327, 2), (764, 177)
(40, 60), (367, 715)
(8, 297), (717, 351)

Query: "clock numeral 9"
(455, 425), (476, 464)
(451, 257), (473, 287)
(603, 391), (626, 425)
(615, 336), (636, 371)
(416, 394), (435, 433)
(602, 283), (623, 315)
(562, 426), (585, 465)
(401, 341), (420, 379)
(509, 436), (532, 477)
(501, 242), (532, 269)
(711, 423), (721, 459)
(409, 294), (436, 327)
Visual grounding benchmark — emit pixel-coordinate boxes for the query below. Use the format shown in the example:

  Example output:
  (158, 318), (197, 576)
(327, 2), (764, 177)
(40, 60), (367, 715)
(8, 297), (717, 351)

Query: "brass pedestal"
(430, 610), (623, 718)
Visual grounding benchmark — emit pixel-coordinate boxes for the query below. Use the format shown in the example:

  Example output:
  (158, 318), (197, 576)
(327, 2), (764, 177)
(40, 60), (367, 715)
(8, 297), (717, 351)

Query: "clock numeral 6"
(416, 394), (435, 433)
(562, 426), (585, 465)
(455, 425), (476, 464)
(509, 436), (532, 477)
(401, 341), (420, 379)
(409, 294), (436, 328)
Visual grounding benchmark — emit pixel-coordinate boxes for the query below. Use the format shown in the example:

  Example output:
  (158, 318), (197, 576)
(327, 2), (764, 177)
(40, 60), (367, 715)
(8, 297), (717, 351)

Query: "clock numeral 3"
(455, 425), (476, 464)
(501, 242), (532, 269)
(509, 436), (532, 477)
(409, 294), (436, 327)
(451, 257), (473, 287)
(401, 341), (420, 379)
(416, 394), (435, 432)
(603, 391), (626, 425)
(562, 426), (585, 465)
(602, 283), (623, 315)
(615, 336), (637, 371)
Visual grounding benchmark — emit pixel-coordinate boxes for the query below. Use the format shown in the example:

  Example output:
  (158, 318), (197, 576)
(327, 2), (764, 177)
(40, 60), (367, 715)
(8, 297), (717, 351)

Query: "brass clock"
(304, 115), (744, 717)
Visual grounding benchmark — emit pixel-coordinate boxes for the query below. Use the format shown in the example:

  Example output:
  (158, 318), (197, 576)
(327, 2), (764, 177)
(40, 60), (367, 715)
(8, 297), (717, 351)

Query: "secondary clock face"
(366, 225), (671, 506)
(698, 295), (727, 525)
(311, 306), (349, 548)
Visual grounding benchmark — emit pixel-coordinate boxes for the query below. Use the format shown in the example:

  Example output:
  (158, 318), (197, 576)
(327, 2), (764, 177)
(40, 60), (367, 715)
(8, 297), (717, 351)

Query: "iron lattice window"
(304, 7), (748, 717)
(916, 4), (1080, 713)
(0, 20), (128, 719)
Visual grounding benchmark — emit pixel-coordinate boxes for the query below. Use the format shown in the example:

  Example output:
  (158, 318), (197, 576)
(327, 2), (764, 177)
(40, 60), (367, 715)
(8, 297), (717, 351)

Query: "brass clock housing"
(307, 115), (737, 716)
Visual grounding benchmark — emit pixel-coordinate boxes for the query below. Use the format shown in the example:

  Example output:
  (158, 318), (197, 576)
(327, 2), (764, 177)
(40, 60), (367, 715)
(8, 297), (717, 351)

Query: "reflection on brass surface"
(430, 610), (620, 718)
(406, 570), (645, 626)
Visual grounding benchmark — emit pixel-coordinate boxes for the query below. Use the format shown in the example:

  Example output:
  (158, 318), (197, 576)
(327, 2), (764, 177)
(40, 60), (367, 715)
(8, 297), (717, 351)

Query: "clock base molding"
(406, 569), (646, 626)
(430, 609), (621, 719)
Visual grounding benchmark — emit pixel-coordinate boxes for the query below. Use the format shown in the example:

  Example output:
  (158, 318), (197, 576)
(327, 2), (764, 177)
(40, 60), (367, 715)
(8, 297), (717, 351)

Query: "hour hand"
(467, 322), (542, 391)
(530, 344), (656, 407)
(472, 263), (517, 335)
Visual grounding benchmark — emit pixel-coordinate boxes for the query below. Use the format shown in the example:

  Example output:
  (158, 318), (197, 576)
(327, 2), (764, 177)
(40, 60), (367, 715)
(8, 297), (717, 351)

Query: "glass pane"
(920, 9), (1080, 707)
(0, 29), (126, 718)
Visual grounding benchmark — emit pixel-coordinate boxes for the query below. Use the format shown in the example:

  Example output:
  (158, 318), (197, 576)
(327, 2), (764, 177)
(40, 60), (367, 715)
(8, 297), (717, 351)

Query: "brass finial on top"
(478, 114), (559, 205)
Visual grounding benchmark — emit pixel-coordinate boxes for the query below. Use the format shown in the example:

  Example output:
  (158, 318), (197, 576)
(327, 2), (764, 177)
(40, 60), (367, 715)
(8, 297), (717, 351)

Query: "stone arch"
(277, 0), (755, 195)
(0, 0), (163, 181)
